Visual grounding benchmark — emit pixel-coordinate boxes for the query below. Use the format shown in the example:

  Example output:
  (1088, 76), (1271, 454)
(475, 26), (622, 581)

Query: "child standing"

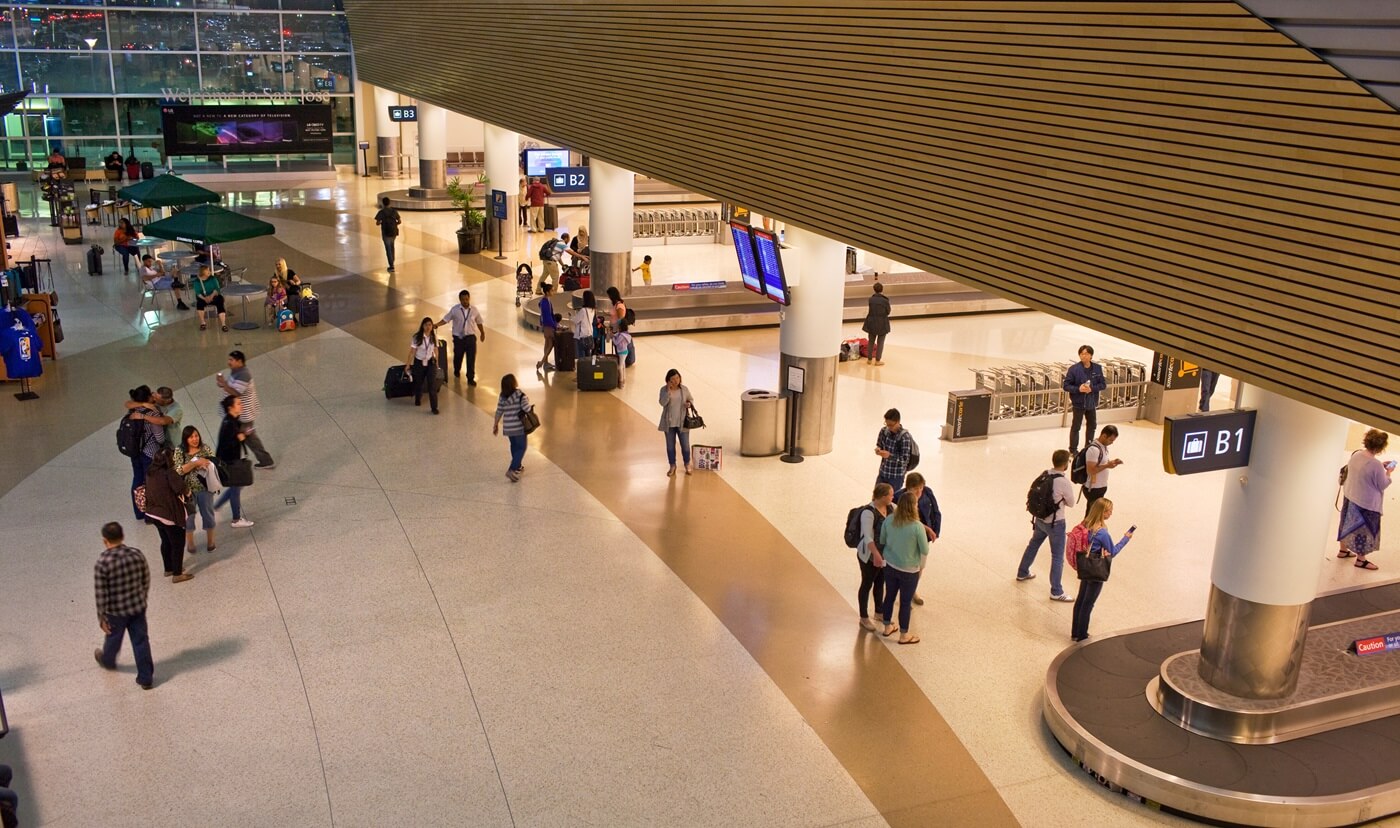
(612, 320), (634, 389)
(632, 254), (653, 286)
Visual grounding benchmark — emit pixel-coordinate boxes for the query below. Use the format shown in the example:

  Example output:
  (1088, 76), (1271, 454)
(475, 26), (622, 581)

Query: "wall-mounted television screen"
(161, 105), (333, 156)
(525, 147), (570, 177)
(729, 221), (764, 296)
(750, 227), (790, 305)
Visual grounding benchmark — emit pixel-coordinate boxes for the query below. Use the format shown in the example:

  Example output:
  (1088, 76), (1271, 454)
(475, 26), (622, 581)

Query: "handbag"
(682, 403), (705, 430)
(521, 404), (541, 435)
(225, 458), (254, 487)
(132, 484), (147, 514)
(1076, 549), (1111, 582)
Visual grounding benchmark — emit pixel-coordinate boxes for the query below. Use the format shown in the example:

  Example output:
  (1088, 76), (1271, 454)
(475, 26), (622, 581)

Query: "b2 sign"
(1162, 409), (1257, 475)
(545, 166), (590, 193)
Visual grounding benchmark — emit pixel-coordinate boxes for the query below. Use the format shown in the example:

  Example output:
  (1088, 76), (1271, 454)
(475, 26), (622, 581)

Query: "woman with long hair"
(143, 447), (193, 582)
(878, 491), (930, 644)
(492, 373), (532, 482)
(657, 368), (695, 476)
(125, 385), (164, 521)
(212, 395), (254, 528)
(857, 482), (893, 631)
(1339, 429), (1394, 571)
(572, 290), (598, 359)
(536, 281), (558, 372)
(1070, 498), (1134, 642)
(172, 425), (217, 555)
(404, 316), (440, 414)
(606, 285), (627, 335)
(113, 217), (140, 274)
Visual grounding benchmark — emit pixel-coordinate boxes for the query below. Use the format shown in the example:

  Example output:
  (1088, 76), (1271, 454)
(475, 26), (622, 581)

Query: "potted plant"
(447, 173), (487, 254)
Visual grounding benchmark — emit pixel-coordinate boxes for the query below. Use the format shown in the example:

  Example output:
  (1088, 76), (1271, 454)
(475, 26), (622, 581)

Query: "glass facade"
(0, 1), (355, 170)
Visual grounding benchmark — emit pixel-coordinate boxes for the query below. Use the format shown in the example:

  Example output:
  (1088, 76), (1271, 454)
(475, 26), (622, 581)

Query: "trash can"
(945, 389), (992, 442)
(740, 389), (788, 456)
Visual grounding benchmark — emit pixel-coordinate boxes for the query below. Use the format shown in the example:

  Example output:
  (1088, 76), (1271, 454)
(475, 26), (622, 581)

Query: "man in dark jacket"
(861, 282), (891, 365)
(1063, 345), (1107, 454)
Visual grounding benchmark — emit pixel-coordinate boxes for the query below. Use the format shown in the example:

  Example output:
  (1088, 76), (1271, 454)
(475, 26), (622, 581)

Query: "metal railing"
(971, 359), (1147, 421)
(633, 207), (720, 241)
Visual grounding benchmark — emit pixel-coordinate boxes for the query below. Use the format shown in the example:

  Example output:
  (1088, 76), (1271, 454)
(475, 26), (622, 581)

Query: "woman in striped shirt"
(492, 373), (533, 483)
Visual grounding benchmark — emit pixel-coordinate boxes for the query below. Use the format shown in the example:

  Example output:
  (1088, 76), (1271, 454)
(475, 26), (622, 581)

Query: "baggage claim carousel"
(1045, 581), (1400, 827)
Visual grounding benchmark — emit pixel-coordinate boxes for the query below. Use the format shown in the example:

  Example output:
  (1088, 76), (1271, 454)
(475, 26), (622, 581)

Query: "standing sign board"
(1162, 409), (1257, 474)
(490, 189), (507, 221)
(1151, 352), (1202, 390)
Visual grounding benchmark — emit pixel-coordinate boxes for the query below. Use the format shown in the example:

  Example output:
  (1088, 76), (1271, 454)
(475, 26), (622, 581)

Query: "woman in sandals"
(657, 368), (695, 477)
(492, 373), (532, 483)
(172, 425), (218, 555)
(878, 491), (930, 644)
(1339, 429), (1393, 571)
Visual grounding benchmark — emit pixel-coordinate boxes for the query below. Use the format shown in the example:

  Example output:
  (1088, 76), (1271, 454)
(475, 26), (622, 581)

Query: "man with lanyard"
(895, 471), (941, 607)
(92, 522), (155, 690)
(437, 289), (486, 386)
(1016, 449), (1077, 601)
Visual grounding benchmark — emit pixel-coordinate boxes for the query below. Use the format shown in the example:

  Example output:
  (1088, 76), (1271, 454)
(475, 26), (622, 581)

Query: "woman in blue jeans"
(213, 395), (255, 528)
(1071, 498), (1133, 642)
(657, 368), (695, 477)
(173, 425), (218, 553)
(879, 492), (930, 644)
(492, 373), (532, 483)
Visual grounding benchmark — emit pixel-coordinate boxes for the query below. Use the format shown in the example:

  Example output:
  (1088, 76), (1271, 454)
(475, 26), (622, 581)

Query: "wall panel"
(346, 0), (1400, 431)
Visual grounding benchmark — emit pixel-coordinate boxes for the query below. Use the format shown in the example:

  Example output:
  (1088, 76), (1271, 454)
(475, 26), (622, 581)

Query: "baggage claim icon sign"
(1162, 409), (1257, 475)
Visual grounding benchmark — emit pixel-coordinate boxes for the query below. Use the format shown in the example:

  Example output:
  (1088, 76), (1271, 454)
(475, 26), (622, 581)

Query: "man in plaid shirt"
(92, 522), (155, 690)
(874, 408), (914, 491)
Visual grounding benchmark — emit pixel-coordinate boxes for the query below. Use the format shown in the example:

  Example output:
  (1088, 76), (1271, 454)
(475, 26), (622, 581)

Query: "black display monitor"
(161, 105), (333, 156)
(750, 227), (790, 305)
(729, 221), (764, 296)
(524, 148), (570, 177)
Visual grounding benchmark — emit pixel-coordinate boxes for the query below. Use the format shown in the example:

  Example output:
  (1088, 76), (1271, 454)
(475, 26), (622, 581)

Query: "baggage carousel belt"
(1055, 583), (1400, 798)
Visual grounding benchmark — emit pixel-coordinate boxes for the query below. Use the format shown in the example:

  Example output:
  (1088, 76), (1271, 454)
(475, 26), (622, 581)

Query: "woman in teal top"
(192, 265), (227, 332)
(879, 492), (930, 644)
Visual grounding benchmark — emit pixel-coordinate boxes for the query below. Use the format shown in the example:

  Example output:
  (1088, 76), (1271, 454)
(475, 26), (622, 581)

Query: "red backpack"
(1066, 524), (1090, 570)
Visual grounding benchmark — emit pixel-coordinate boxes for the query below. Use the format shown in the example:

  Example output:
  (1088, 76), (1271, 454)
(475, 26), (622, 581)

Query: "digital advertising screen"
(750, 227), (790, 305)
(525, 148), (570, 177)
(161, 105), (334, 156)
(729, 221), (764, 295)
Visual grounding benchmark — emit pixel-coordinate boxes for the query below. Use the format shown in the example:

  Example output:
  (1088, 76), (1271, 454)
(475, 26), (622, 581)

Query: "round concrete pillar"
(588, 159), (634, 298)
(484, 123), (519, 253)
(373, 85), (401, 178)
(778, 225), (845, 456)
(414, 102), (446, 194)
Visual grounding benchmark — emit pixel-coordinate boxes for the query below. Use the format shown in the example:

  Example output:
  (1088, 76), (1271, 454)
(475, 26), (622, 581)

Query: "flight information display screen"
(751, 227), (790, 305)
(729, 221), (764, 295)
(525, 148), (570, 176)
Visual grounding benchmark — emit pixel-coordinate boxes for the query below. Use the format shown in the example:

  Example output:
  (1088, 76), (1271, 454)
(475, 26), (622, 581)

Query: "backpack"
(116, 412), (143, 458)
(844, 504), (883, 549)
(1065, 524), (1090, 570)
(907, 433), (920, 472)
(277, 308), (296, 332)
(1071, 443), (1098, 485)
(1026, 471), (1062, 520)
(623, 306), (636, 326)
(539, 239), (559, 262)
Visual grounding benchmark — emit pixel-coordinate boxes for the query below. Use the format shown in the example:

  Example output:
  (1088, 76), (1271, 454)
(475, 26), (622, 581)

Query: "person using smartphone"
(1070, 498), (1134, 642)
(1338, 429), (1393, 571)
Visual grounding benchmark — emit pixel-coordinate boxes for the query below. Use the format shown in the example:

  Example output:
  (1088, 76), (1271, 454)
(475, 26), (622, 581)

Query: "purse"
(225, 458), (254, 487)
(682, 403), (705, 430)
(1076, 549), (1111, 582)
(132, 484), (147, 514)
(521, 404), (541, 435)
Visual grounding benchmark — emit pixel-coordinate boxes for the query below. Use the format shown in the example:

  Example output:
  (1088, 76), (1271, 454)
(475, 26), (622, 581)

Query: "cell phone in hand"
(1387, 461), (1398, 471)
(1128, 525), (1137, 534)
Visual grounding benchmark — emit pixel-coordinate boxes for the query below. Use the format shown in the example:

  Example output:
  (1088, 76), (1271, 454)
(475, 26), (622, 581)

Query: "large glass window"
(12, 7), (108, 50)
(282, 12), (349, 52)
(288, 0), (345, 10)
(116, 98), (163, 136)
(197, 11), (281, 52)
(106, 0), (198, 8)
(283, 52), (348, 93)
(19, 50), (112, 94)
(0, 55), (20, 94)
(199, 52), (284, 93)
(107, 9), (196, 51)
(196, 0), (280, 9)
(113, 51), (196, 93)
(57, 97), (116, 136)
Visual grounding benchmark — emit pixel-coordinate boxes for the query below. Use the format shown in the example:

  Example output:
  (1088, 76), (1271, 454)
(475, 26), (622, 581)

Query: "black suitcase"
(141, 161), (155, 180)
(299, 295), (320, 326)
(86, 245), (103, 276)
(554, 329), (577, 371)
(543, 204), (558, 230)
(434, 339), (447, 390)
(384, 365), (414, 399)
(17, 264), (36, 292)
(577, 355), (619, 391)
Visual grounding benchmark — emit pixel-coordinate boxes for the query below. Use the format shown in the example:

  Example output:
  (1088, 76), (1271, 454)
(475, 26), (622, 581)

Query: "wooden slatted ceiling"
(345, 0), (1400, 432)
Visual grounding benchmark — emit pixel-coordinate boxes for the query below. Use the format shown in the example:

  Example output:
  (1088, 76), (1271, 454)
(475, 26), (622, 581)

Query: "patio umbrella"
(117, 174), (220, 208)
(140, 204), (275, 246)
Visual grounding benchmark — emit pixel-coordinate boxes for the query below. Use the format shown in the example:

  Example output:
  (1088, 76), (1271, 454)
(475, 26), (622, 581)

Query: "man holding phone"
(1084, 425), (1123, 515)
(1063, 345), (1107, 454)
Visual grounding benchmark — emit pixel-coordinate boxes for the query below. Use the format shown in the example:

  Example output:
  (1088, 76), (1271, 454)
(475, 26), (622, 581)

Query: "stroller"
(514, 263), (533, 307)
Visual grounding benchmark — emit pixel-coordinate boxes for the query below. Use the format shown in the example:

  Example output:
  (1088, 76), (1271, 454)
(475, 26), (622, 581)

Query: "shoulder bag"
(223, 442), (254, 488)
(1076, 542), (1112, 582)
(683, 403), (705, 430)
(520, 395), (541, 435)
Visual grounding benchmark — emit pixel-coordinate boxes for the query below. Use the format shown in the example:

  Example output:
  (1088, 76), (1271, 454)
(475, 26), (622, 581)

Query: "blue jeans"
(383, 235), (396, 268)
(665, 427), (691, 467)
(185, 490), (214, 531)
(1017, 518), (1067, 596)
(880, 568), (922, 633)
(213, 486), (243, 520)
(876, 471), (904, 493)
(1072, 580), (1105, 641)
(131, 453), (151, 520)
(507, 434), (526, 473)
(1199, 369), (1219, 412)
(100, 611), (154, 686)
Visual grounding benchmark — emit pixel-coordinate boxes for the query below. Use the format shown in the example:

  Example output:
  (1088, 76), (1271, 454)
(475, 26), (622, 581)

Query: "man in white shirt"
(139, 255), (189, 310)
(1017, 450), (1078, 601)
(1084, 425), (1123, 515)
(436, 290), (486, 386)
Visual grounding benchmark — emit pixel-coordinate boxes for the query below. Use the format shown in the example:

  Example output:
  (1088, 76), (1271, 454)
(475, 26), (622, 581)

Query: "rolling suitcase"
(298, 295), (320, 326)
(554, 329), (577, 371)
(434, 339), (447, 390)
(543, 204), (558, 230)
(87, 244), (104, 276)
(141, 161), (155, 180)
(384, 365), (414, 399)
(577, 355), (619, 391)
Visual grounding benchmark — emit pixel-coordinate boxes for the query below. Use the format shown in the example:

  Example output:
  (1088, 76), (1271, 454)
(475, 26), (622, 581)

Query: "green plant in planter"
(446, 173), (487, 234)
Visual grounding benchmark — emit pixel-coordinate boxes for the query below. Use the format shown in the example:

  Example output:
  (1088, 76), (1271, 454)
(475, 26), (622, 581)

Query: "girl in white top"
(572, 290), (598, 358)
(404, 317), (440, 414)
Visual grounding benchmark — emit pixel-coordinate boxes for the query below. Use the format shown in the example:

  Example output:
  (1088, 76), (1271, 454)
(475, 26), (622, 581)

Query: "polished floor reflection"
(0, 172), (1390, 828)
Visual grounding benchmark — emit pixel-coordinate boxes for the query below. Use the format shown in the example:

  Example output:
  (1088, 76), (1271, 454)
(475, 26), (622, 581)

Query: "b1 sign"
(1162, 409), (1257, 475)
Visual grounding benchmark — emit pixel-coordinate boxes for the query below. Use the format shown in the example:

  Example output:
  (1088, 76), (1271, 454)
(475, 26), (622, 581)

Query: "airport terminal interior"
(0, 3), (1398, 828)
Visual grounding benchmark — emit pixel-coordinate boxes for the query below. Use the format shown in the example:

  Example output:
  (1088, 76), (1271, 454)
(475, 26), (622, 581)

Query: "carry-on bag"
(554, 329), (577, 371)
(140, 161), (155, 180)
(298, 295), (320, 326)
(86, 244), (104, 276)
(577, 355), (619, 391)
(384, 365), (415, 399)
(277, 308), (296, 331)
(543, 204), (559, 230)
(434, 339), (447, 390)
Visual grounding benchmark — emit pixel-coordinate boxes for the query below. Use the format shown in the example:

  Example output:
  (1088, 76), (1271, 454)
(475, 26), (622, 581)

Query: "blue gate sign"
(490, 189), (507, 221)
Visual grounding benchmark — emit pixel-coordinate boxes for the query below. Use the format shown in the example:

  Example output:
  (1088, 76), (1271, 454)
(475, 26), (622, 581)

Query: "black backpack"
(907, 433), (920, 471)
(539, 239), (557, 261)
(116, 412), (143, 458)
(844, 504), (882, 549)
(1026, 471), (1062, 519)
(623, 306), (636, 326)
(1071, 443), (1098, 485)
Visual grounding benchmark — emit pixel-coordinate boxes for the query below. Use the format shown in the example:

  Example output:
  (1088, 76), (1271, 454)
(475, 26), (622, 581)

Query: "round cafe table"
(223, 282), (265, 331)
(157, 250), (192, 265)
(133, 237), (165, 250)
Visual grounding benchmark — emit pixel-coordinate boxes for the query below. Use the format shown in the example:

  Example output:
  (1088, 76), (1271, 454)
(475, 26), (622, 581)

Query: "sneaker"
(1051, 593), (1074, 602)
(172, 573), (194, 583)
(137, 679), (153, 690)
(467, 379), (477, 387)
(176, 301), (190, 310)
(255, 461), (275, 469)
(506, 470), (520, 483)
(912, 594), (925, 606)
(231, 517), (255, 528)
(1016, 573), (1037, 581)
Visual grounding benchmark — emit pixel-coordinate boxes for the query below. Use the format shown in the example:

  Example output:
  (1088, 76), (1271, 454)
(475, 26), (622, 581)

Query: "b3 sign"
(545, 166), (590, 193)
(1162, 409), (1257, 475)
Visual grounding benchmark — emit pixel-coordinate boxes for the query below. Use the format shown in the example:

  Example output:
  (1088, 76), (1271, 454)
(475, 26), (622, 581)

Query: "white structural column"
(414, 102), (447, 193)
(1199, 386), (1350, 698)
(588, 159), (635, 297)
(373, 85), (401, 177)
(778, 225), (846, 456)
(484, 122), (519, 253)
